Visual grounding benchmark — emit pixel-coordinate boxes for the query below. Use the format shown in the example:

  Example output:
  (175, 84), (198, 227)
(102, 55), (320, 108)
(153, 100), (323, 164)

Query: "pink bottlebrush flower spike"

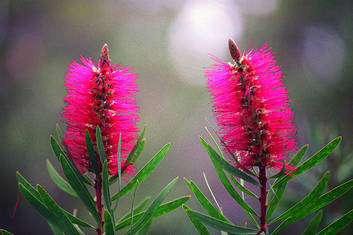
(62, 44), (139, 177)
(206, 39), (297, 172)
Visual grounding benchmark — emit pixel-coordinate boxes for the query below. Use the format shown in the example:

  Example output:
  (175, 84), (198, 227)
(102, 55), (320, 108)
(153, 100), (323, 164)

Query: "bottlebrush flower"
(62, 44), (139, 176)
(206, 39), (297, 171)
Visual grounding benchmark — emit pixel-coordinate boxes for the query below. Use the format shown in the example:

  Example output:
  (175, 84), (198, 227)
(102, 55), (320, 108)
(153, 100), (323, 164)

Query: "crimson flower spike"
(62, 43), (139, 177)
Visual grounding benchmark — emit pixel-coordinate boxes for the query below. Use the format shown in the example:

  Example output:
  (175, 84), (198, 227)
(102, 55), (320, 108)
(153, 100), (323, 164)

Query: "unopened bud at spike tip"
(99, 43), (110, 67)
(228, 38), (242, 62)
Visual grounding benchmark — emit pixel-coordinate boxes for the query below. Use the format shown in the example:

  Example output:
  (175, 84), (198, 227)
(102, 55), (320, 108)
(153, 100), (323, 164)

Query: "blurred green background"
(0, 0), (352, 234)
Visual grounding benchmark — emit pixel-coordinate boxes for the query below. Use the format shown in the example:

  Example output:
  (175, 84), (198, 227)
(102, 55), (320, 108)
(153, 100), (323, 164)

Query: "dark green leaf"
(200, 137), (258, 217)
(117, 133), (122, 188)
(184, 178), (230, 222)
(302, 210), (323, 235)
(104, 209), (115, 235)
(50, 136), (92, 185)
(62, 211), (94, 228)
(273, 137), (341, 188)
(96, 126), (106, 164)
(126, 126), (146, 165)
(271, 178), (353, 234)
(56, 123), (64, 144)
(124, 177), (179, 234)
(16, 172), (40, 198)
(102, 160), (113, 222)
(119, 197), (151, 222)
(111, 143), (170, 200)
(46, 159), (77, 198)
(229, 174), (257, 198)
(186, 209), (257, 234)
(183, 205), (211, 235)
(58, 154), (101, 225)
(0, 229), (14, 235)
(316, 209), (353, 235)
(85, 130), (99, 175)
(271, 171), (329, 224)
(200, 137), (259, 186)
(37, 185), (81, 235)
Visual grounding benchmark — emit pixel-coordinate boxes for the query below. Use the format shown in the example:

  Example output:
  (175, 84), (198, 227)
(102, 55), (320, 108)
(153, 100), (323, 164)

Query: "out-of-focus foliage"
(0, 0), (352, 234)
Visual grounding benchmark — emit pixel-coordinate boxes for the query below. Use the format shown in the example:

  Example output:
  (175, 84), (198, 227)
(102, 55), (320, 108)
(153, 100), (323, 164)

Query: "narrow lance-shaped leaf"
(37, 185), (81, 235)
(229, 174), (257, 198)
(126, 126), (146, 165)
(200, 137), (258, 217)
(271, 171), (330, 224)
(85, 130), (99, 175)
(183, 204), (211, 235)
(111, 143), (171, 200)
(200, 137), (259, 186)
(102, 160), (113, 223)
(302, 210), (323, 235)
(316, 209), (353, 235)
(119, 197), (151, 222)
(50, 136), (92, 185)
(116, 196), (191, 230)
(125, 177), (179, 234)
(96, 126), (106, 164)
(104, 209), (115, 235)
(58, 154), (101, 225)
(0, 229), (14, 235)
(186, 209), (257, 234)
(273, 137), (341, 188)
(46, 159), (78, 198)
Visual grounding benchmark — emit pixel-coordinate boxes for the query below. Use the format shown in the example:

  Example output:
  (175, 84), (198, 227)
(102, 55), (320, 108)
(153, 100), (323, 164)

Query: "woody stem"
(258, 165), (267, 234)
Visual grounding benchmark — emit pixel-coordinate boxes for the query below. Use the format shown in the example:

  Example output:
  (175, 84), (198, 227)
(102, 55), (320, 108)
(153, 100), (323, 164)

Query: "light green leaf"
(302, 210), (323, 235)
(58, 154), (101, 225)
(137, 219), (152, 235)
(0, 229), (14, 235)
(316, 209), (353, 235)
(124, 177), (179, 234)
(119, 197), (151, 222)
(46, 159), (77, 198)
(183, 205), (211, 235)
(111, 143), (170, 200)
(229, 174), (257, 198)
(56, 123), (64, 144)
(126, 126), (146, 165)
(102, 160), (113, 223)
(104, 209), (115, 235)
(186, 209), (257, 234)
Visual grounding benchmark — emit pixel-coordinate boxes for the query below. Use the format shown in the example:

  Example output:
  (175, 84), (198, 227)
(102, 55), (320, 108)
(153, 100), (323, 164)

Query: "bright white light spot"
(168, 0), (243, 86)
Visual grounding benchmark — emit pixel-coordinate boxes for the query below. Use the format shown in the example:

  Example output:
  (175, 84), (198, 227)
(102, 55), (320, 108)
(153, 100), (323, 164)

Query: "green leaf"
(200, 137), (259, 186)
(104, 209), (115, 235)
(116, 196), (189, 230)
(200, 137), (258, 217)
(316, 209), (353, 235)
(183, 205), (211, 235)
(111, 143), (171, 200)
(96, 126), (106, 164)
(271, 171), (330, 224)
(137, 219), (152, 235)
(229, 174), (257, 198)
(271, 178), (353, 235)
(117, 133), (122, 188)
(18, 183), (57, 227)
(85, 130), (99, 175)
(119, 197), (151, 222)
(62, 211), (94, 228)
(124, 177), (179, 234)
(184, 178), (230, 222)
(267, 145), (309, 219)
(185, 209), (257, 234)
(16, 172), (40, 198)
(37, 185), (81, 235)
(56, 123), (64, 144)
(58, 154), (101, 225)
(302, 210), (323, 235)
(273, 137), (341, 188)
(50, 135), (92, 186)
(102, 160), (113, 222)
(46, 159), (78, 198)
(126, 126), (146, 165)
(0, 229), (14, 235)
